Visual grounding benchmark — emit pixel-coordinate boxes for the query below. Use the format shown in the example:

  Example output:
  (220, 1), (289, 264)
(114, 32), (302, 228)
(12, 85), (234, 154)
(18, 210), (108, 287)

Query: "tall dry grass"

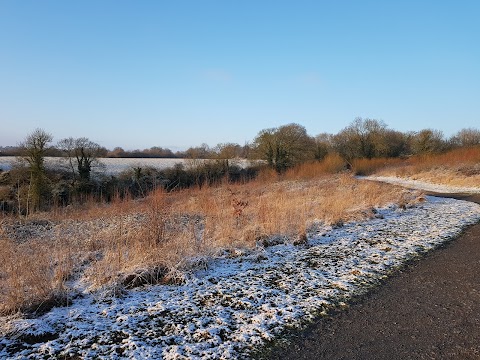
(375, 146), (480, 188)
(284, 154), (347, 179)
(349, 146), (480, 177)
(409, 146), (480, 169)
(0, 236), (74, 315)
(352, 157), (405, 176)
(0, 171), (413, 315)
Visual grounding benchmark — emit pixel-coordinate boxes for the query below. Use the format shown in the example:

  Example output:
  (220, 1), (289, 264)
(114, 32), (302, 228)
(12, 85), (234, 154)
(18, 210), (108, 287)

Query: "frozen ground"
(360, 175), (480, 194)
(1, 184), (480, 359)
(0, 157), (255, 175)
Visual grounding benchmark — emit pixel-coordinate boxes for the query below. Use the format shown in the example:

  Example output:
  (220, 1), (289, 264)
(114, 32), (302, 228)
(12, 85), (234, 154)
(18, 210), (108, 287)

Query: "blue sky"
(1, 1), (479, 150)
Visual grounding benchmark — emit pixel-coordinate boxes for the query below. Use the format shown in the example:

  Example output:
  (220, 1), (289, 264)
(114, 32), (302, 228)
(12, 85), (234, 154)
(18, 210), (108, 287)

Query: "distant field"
(0, 156), (253, 175)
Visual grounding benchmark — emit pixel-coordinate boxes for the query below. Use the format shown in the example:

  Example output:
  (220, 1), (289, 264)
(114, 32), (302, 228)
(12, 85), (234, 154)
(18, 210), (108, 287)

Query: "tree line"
(0, 142), (251, 159)
(1, 119), (479, 214)
(252, 119), (480, 172)
(3, 119), (477, 168)
(0, 130), (259, 214)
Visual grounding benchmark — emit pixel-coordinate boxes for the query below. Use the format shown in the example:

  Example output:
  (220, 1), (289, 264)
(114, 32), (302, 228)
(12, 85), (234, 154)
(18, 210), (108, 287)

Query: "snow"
(360, 175), (480, 194)
(2, 180), (480, 359)
(0, 157), (255, 175)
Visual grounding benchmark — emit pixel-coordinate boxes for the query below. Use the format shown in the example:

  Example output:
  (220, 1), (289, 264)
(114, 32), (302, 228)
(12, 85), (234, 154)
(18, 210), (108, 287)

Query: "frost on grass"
(1, 196), (480, 359)
(361, 175), (480, 194)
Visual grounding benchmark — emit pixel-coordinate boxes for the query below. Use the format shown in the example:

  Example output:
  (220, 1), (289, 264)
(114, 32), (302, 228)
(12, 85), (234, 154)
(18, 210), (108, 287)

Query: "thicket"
(0, 159), (261, 215)
(250, 119), (480, 176)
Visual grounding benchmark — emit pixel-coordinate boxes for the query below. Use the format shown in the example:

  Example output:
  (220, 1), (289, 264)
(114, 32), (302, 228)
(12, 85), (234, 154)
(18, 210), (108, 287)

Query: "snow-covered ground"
(0, 157), (255, 175)
(2, 190), (480, 359)
(360, 175), (480, 194)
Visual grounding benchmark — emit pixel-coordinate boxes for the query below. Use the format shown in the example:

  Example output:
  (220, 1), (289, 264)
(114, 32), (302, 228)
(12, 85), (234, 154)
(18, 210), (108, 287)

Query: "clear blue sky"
(1, 1), (479, 150)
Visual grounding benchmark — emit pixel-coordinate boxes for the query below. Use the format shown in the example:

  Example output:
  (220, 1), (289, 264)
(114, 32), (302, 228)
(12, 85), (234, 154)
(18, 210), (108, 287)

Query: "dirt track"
(263, 194), (480, 360)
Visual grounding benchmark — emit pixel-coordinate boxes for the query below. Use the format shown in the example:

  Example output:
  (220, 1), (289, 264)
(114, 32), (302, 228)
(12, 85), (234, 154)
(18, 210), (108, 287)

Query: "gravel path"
(263, 193), (480, 360)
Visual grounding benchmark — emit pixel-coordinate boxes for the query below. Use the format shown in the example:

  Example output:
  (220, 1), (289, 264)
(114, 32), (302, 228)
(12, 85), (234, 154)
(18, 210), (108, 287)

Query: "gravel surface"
(263, 193), (480, 360)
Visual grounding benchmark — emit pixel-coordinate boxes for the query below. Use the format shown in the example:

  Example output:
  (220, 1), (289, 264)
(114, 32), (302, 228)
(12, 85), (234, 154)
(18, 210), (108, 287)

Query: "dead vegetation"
(353, 146), (480, 189)
(0, 169), (415, 316)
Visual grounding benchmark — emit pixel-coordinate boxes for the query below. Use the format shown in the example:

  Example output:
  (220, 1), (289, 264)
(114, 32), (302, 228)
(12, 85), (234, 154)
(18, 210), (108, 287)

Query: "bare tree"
(19, 128), (53, 213)
(333, 118), (391, 161)
(185, 143), (211, 159)
(57, 137), (104, 188)
(383, 130), (409, 157)
(108, 147), (126, 157)
(450, 128), (480, 147)
(314, 133), (334, 161)
(253, 123), (315, 172)
(215, 143), (242, 169)
(410, 129), (446, 154)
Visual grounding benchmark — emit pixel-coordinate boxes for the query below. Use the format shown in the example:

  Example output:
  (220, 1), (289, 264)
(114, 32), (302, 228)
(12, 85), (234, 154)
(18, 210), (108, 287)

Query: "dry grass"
(284, 154), (347, 179)
(0, 171), (413, 315)
(352, 157), (404, 176)
(375, 146), (480, 188)
(409, 146), (480, 169)
(0, 237), (73, 315)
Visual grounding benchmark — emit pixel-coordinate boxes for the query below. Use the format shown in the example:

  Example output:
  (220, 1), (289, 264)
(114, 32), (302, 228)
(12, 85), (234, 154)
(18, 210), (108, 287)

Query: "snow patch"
(361, 175), (480, 194)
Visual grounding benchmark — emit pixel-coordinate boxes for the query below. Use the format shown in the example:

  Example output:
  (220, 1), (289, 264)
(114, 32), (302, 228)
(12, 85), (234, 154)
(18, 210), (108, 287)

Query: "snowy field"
(0, 157), (254, 175)
(1, 185), (480, 359)
(0, 156), (188, 175)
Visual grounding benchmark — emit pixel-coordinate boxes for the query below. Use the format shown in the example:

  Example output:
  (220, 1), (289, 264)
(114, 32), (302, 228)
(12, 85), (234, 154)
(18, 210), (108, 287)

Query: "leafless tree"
(19, 128), (53, 213)
(253, 123), (315, 172)
(214, 142), (242, 169)
(410, 129), (446, 154)
(333, 118), (391, 161)
(314, 133), (334, 161)
(57, 137), (104, 187)
(450, 128), (480, 147)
